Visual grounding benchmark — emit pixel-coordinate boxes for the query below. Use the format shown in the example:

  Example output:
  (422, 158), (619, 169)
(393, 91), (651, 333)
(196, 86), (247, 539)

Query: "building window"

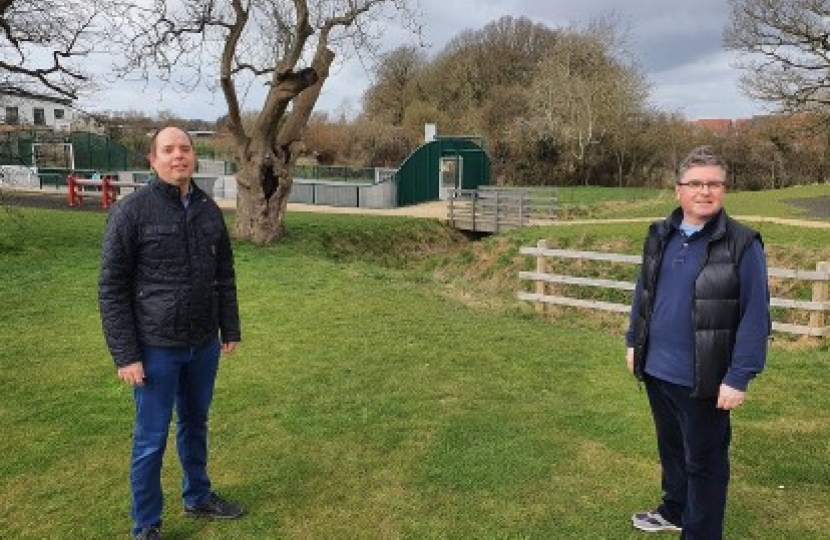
(33, 108), (46, 125)
(5, 107), (19, 125)
(54, 109), (65, 120)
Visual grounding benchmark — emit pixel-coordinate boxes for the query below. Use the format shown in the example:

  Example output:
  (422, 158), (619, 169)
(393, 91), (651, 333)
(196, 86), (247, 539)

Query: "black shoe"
(134, 526), (162, 540)
(184, 492), (244, 519)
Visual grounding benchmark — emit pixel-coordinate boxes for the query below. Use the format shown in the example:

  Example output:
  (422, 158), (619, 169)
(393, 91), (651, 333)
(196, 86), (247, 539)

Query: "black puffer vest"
(631, 208), (760, 398)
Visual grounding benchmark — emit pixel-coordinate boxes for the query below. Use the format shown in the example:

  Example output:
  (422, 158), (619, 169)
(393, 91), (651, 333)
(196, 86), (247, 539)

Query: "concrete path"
(5, 186), (829, 229)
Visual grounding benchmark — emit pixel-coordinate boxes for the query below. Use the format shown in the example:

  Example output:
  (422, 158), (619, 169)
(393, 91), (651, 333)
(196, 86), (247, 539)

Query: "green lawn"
(0, 198), (828, 539)
(557, 183), (830, 221)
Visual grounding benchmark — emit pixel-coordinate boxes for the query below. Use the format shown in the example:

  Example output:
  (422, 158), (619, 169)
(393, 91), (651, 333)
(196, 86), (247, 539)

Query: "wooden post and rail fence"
(518, 240), (830, 338)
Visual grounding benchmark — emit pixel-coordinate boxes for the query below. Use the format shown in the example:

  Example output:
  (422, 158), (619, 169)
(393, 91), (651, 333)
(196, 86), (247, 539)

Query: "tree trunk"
(233, 48), (334, 245)
(234, 149), (294, 244)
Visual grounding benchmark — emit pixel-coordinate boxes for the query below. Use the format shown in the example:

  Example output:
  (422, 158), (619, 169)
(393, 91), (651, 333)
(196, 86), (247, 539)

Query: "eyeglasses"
(677, 180), (726, 191)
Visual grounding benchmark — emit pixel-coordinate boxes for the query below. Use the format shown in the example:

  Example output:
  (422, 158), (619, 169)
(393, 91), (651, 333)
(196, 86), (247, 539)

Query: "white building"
(0, 94), (80, 131)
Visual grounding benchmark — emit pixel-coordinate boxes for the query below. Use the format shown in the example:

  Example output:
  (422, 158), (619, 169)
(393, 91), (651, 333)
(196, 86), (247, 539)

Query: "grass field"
(555, 183), (830, 221)
(0, 186), (828, 539)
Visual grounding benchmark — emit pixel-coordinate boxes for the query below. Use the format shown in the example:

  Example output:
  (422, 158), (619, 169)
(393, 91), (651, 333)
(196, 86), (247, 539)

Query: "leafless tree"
(421, 16), (559, 124)
(113, 0), (420, 244)
(360, 16), (560, 171)
(528, 18), (648, 185)
(363, 45), (427, 126)
(726, 0), (830, 112)
(0, 0), (112, 103)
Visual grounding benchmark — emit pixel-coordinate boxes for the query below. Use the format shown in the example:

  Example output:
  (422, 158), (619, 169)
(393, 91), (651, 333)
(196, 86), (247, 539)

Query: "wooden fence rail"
(518, 240), (830, 338)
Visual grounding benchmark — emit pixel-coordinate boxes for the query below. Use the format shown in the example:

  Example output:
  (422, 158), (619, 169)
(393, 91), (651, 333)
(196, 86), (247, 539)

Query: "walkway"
(4, 187), (830, 229)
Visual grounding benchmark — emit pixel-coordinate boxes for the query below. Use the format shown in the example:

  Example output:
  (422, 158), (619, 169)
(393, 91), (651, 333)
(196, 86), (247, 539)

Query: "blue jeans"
(645, 375), (731, 540)
(130, 338), (220, 535)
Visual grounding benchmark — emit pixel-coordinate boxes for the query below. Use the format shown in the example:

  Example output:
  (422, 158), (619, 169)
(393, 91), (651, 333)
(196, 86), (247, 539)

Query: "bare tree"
(0, 0), (113, 103)
(113, 0), (419, 244)
(725, 0), (830, 112)
(360, 15), (560, 169)
(528, 19), (648, 185)
(419, 15), (559, 126)
(363, 45), (427, 126)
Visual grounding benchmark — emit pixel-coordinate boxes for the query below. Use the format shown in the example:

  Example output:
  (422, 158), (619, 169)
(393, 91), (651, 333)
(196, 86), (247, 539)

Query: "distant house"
(0, 94), (80, 131)
(692, 118), (736, 135)
(188, 130), (216, 139)
(691, 117), (767, 135)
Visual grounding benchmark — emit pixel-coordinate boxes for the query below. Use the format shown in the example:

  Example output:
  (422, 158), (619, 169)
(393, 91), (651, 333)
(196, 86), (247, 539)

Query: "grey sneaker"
(134, 526), (162, 540)
(184, 492), (244, 519)
(631, 510), (682, 532)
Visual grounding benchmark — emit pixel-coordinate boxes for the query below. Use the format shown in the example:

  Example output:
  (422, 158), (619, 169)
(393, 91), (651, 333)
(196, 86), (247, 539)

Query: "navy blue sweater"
(626, 217), (769, 391)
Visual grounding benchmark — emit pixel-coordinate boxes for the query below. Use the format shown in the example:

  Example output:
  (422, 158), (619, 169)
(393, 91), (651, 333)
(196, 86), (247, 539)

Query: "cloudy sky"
(81, 0), (770, 122)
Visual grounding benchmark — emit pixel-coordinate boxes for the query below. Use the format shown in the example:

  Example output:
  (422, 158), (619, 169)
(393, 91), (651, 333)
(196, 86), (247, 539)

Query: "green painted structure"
(395, 135), (491, 207)
(0, 130), (147, 187)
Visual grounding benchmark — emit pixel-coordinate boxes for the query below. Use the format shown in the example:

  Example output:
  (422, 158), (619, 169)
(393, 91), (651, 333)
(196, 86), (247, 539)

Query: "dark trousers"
(645, 376), (731, 540)
(130, 338), (221, 535)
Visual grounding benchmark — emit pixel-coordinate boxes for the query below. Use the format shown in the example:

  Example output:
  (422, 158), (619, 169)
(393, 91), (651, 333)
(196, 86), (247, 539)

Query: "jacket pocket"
(141, 223), (182, 263)
(135, 286), (180, 341)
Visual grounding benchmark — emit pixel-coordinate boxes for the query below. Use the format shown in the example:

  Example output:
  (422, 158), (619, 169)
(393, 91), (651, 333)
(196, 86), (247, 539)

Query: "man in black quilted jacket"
(99, 126), (242, 540)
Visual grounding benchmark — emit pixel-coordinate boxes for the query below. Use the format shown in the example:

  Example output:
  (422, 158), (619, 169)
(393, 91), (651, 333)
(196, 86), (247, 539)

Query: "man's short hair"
(676, 146), (727, 183)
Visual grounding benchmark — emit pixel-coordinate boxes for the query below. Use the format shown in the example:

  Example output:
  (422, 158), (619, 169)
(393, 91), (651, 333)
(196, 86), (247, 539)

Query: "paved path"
(218, 198), (451, 219)
(225, 199), (830, 229)
(4, 187), (829, 229)
(541, 215), (830, 229)
(732, 215), (830, 229)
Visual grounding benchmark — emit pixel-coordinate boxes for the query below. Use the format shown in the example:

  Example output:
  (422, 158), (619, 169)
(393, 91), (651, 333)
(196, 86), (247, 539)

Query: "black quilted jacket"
(98, 178), (241, 367)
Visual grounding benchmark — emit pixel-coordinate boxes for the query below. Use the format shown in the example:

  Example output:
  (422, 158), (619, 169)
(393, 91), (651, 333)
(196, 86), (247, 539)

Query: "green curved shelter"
(396, 135), (491, 207)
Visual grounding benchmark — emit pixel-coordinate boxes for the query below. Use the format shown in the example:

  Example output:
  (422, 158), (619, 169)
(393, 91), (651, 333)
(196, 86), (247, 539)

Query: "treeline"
(300, 16), (830, 190)
(98, 15), (830, 191)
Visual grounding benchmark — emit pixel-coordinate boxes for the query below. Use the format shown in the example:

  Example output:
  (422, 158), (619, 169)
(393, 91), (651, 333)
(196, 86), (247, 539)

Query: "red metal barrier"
(67, 174), (147, 208)
(67, 174), (77, 206)
(102, 175), (113, 208)
(67, 174), (114, 208)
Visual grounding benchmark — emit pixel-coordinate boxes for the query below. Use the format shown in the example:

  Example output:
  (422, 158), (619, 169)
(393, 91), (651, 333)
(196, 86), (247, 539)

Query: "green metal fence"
(0, 130), (148, 188)
(293, 164), (375, 182)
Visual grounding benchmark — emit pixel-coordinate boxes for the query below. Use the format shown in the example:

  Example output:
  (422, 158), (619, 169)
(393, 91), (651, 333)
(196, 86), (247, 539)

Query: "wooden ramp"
(447, 187), (557, 233)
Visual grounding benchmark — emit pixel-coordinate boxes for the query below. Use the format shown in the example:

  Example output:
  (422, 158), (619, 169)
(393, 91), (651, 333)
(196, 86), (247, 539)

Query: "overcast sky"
(81, 0), (770, 122)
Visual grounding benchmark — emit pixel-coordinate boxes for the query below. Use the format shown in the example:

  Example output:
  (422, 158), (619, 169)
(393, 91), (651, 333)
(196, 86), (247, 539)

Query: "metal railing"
(447, 187), (557, 233)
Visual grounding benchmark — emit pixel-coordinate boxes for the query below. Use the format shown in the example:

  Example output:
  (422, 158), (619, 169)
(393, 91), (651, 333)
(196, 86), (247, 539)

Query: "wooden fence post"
(494, 189), (500, 233)
(471, 191), (477, 231)
(810, 261), (829, 332)
(518, 192), (526, 226)
(535, 239), (547, 313)
(448, 189), (455, 227)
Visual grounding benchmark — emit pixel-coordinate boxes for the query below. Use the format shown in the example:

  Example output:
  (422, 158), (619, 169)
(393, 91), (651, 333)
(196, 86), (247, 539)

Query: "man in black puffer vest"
(99, 127), (243, 540)
(625, 146), (770, 540)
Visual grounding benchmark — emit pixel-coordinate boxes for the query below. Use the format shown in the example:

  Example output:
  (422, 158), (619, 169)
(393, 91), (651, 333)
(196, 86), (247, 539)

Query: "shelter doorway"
(439, 155), (463, 200)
